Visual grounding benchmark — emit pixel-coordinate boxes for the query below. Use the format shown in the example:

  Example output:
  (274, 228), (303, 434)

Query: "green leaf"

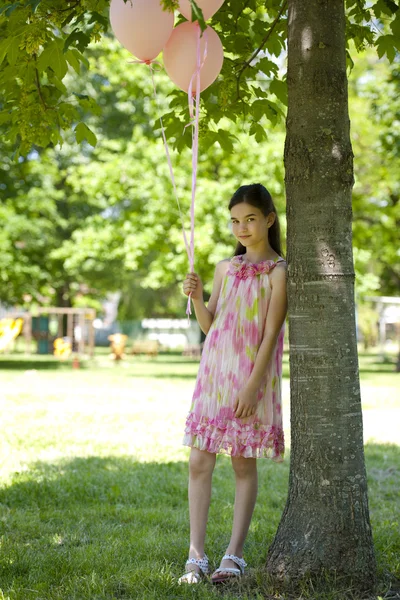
(60, 11), (78, 28)
(7, 37), (20, 66)
(76, 49), (89, 69)
(346, 49), (355, 73)
(26, 0), (42, 13)
(376, 34), (398, 62)
(38, 40), (68, 79)
(250, 85), (268, 99)
(249, 121), (268, 143)
(88, 11), (109, 29)
(169, 96), (184, 109)
(0, 2), (21, 17)
(163, 119), (182, 139)
(0, 38), (14, 66)
(0, 110), (12, 125)
(251, 99), (283, 124)
(189, 0), (207, 32)
(75, 122), (97, 147)
(390, 13), (400, 37)
(49, 127), (62, 146)
(65, 49), (80, 74)
(49, 74), (67, 95)
(73, 93), (102, 116)
(383, 0), (399, 14)
(269, 78), (288, 105)
(257, 57), (279, 78)
(68, 12), (86, 29)
(217, 129), (234, 153)
(68, 47), (89, 69)
(266, 33), (285, 58)
(201, 130), (218, 151)
(64, 29), (91, 53)
(23, 63), (35, 86)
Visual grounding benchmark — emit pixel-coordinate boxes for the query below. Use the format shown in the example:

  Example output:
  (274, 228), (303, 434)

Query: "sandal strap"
(185, 553), (209, 575)
(213, 567), (241, 575)
(221, 554), (247, 573)
(178, 571), (202, 584)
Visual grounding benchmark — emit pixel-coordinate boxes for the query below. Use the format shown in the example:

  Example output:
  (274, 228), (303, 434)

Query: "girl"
(179, 183), (288, 584)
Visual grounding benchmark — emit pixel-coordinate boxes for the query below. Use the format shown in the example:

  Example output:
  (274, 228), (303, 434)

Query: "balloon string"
(184, 24), (207, 317)
(129, 27), (207, 320)
(187, 26), (208, 122)
(148, 65), (193, 277)
(128, 58), (162, 69)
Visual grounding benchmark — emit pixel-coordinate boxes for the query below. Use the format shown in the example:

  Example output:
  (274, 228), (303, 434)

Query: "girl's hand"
(234, 384), (258, 419)
(183, 272), (203, 301)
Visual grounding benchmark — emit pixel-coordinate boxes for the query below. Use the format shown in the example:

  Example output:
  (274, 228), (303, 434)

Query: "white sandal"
(211, 554), (247, 584)
(178, 554), (209, 584)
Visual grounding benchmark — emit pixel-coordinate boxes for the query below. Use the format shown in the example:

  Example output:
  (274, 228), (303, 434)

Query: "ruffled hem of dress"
(182, 414), (284, 461)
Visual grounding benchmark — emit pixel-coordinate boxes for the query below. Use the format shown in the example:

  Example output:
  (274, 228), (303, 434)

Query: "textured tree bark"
(266, 0), (376, 589)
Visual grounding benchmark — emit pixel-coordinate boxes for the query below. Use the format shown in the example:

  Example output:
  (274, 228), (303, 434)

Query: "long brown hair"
(228, 183), (284, 257)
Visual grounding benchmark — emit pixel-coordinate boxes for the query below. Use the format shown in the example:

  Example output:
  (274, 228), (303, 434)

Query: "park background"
(0, 3), (400, 600)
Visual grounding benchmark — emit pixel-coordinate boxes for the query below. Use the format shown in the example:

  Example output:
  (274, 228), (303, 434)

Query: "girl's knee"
(231, 456), (257, 478)
(189, 448), (216, 478)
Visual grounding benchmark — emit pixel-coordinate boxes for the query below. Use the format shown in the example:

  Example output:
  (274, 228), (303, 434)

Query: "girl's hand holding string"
(234, 384), (258, 419)
(183, 273), (203, 301)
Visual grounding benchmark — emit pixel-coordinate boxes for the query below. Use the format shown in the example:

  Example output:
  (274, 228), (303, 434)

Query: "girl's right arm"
(183, 260), (229, 335)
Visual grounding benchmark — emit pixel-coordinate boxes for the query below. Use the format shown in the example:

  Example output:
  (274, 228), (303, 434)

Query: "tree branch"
(236, 0), (288, 99)
(34, 63), (48, 109)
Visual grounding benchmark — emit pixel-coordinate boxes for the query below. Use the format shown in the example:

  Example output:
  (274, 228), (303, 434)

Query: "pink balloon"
(110, 0), (174, 62)
(179, 0), (225, 21)
(163, 22), (224, 93)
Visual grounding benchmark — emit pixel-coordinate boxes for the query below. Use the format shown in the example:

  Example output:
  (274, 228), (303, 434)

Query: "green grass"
(0, 350), (399, 599)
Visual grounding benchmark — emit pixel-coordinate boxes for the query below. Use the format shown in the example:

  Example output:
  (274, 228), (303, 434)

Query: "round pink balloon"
(163, 22), (224, 93)
(179, 0), (225, 21)
(110, 0), (174, 62)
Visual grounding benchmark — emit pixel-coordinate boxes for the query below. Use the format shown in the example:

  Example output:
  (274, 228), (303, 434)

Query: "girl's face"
(230, 202), (275, 248)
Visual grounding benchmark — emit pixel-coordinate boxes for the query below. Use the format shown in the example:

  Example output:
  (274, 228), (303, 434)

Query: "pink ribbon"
(129, 26), (208, 319)
(148, 65), (193, 276)
(184, 24), (208, 316)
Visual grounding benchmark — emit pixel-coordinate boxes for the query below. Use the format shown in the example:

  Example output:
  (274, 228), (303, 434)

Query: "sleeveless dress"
(183, 254), (286, 460)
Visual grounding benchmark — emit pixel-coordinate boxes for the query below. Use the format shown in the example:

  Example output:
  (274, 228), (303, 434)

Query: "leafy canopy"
(0, 0), (399, 156)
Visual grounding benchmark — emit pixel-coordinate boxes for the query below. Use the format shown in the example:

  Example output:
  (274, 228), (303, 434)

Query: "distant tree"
(351, 53), (400, 296)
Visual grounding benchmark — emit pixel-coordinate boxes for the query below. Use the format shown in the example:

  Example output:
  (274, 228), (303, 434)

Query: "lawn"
(0, 350), (399, 599)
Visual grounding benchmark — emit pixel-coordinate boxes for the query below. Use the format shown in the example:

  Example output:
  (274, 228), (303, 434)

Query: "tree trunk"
(267, 0), (376, 589)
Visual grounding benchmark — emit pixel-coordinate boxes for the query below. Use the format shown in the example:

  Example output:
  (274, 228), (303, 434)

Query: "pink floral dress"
(183, 254), (286, 460)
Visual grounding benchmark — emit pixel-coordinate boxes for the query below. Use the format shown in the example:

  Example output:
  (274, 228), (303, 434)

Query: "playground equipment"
(131, 339), (159, 357)
(0, 308), (96, 357)
(53, 337), (72, 360)
(0, 318), (24, 352)
(108, 333), (128, 360)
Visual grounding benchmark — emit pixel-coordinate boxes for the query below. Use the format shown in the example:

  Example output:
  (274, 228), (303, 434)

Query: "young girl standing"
(179, 183), (288, 584)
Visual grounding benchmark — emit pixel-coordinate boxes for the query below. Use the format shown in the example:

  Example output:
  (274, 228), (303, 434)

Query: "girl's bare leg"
(186, 448), (216, 573)
(212, 456), (258, 577)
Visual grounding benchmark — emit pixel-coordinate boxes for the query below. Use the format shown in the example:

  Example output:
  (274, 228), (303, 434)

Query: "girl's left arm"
(234, 264), (288, 419)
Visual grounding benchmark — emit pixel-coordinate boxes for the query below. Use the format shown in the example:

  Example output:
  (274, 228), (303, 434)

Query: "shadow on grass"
(0, 444), (399, 599)
(2, 350), (398, 384)
(0, 358), (71, 371)
(0, 453), (286, 599)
